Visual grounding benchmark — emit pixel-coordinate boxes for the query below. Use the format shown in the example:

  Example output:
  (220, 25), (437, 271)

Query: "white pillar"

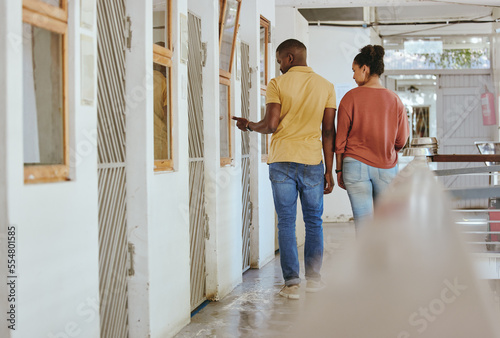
(0, 1), (22, 336)
(125, 0), (153, 335)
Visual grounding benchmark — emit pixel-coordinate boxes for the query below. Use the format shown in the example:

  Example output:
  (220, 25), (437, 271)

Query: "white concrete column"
(148, 0), (192, 335)
(255, 0), (277, 268)
(125, 0), (153, 335)
(0, 1), (22, 336)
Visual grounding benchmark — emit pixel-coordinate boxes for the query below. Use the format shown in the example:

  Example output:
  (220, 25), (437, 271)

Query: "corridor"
(176, 222), (356, 337)
(2, 0), (500, 337)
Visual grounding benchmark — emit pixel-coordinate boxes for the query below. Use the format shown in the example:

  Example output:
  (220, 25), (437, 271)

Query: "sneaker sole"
(305, 287), (324, 293)
(279, 291), (300, 300)
(306, 283), (326, 293)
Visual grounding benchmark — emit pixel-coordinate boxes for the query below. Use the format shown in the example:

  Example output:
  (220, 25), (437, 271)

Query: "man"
(233, 39), (336, 300)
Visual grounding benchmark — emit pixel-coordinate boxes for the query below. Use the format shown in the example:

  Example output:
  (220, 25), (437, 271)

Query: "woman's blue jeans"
(269, 162), (324, 286)
(343, 157), (398, 226)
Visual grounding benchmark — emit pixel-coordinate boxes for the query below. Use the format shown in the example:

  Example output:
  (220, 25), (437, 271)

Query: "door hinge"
(128, 242), (135, 276)
(249, 67), (257, 88)
(201, 42), (207, 67)
(249, 201), (253, 224)
(125, 16), (132, 50)
(204, 214), (210, 239)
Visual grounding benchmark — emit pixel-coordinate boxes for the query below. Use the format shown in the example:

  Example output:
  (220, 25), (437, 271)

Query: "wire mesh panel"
(241, 42), (251, 272)
(96, 0), (129, 336)
(188, 12), (207, 311)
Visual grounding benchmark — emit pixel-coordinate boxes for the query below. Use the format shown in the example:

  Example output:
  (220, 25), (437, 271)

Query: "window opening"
(218, 0), (241, 166)
(153, 0), (174, 171)
(23, 0), (69, 184)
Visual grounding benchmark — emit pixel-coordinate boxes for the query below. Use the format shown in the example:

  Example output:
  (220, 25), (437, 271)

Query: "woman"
(335, 45), (409, 227)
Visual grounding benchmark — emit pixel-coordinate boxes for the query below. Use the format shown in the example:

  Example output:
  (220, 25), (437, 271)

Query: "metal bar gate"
(241, 42), (252, 272)
(96, 0), (129, 336)
(188, 12), (207, 311)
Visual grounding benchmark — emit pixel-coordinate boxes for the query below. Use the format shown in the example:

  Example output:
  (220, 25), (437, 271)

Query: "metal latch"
(201, 42), (207, 67)
(249, 201), (253, 224)
(205, 213), (210, 239)
(125, 16), (132, 50)
(128, 242), (135, 276)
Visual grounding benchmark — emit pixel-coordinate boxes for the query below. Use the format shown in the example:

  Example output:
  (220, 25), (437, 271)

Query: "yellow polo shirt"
(266, 66), (336, 165)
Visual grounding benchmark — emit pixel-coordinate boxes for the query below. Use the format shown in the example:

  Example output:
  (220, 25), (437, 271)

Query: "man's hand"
(232, 116), (249, 132)
(324, 172), (334, 194)
(337, 172), (346, 190)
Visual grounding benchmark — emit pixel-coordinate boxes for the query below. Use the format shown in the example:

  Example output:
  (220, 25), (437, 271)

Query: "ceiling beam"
(276, 0), (500, 8)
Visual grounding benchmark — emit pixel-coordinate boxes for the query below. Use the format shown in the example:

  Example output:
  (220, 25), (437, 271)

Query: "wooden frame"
(218, 0), (241, 167)
(23, 0), (69, 184)
(259, 92), (269, 163)
(153, 0), (174, 172)
(219, 0), (225, 41)
(23, 0), (67, 22)
(260, 16), (270, 88)
(219, 0), (241, 74)
(219, 79), (232, 167)
(260, 16), (270, 162)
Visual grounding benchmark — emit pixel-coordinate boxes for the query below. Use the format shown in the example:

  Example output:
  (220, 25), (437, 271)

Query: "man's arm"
(322, 107), (336, 194)
(232, 103), (281, 134)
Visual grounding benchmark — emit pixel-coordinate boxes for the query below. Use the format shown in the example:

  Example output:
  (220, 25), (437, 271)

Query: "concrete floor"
(175, 222), (356, 338)
(176, 221), (500, 337)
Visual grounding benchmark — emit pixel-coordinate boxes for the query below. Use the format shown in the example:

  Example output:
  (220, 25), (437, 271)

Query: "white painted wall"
(257, 0), (277, 268)
(125, 0), (193, 336)
(187, 0), (243, 303)
(214, 68), (244, 298)
(238, 0), (277, 270)
(309, 26), (373, 221)
(1, 1), (101, 337)
(125, 0), (153, 336)
(148, 0), (191, 336)
(275, 7), (309, 49)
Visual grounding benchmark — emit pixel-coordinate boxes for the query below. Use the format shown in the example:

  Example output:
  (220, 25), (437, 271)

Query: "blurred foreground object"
(293, 158), (500, 338)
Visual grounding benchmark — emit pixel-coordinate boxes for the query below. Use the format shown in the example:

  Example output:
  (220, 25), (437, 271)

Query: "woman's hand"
(337, 172), (346, 190)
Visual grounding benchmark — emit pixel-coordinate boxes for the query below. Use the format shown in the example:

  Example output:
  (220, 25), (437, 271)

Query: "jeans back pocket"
(269, 162), (291, 183)
(303, 163), (324, 187)
(343, 157), (363, 183)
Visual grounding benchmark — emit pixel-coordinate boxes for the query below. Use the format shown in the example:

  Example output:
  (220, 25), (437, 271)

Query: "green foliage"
(417, 49), (488, 69)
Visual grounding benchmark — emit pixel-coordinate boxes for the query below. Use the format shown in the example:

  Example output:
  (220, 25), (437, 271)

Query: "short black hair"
(276, 39), (307, 54)
(353, 45), (385, 76)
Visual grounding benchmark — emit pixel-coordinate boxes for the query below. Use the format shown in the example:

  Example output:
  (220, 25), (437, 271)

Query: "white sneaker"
(306, 280), (326, 293)
(279, 284), (300, 299)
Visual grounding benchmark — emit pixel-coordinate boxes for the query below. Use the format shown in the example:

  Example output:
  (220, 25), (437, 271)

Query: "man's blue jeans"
(343, 156), (398, 225)
(269, 162), (324, 286)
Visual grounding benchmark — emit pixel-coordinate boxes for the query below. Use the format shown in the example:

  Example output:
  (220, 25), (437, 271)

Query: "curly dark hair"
(353, 45), (385, 76)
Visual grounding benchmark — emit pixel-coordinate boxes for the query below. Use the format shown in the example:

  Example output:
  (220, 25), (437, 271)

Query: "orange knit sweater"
(335, 87), (409, 169)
